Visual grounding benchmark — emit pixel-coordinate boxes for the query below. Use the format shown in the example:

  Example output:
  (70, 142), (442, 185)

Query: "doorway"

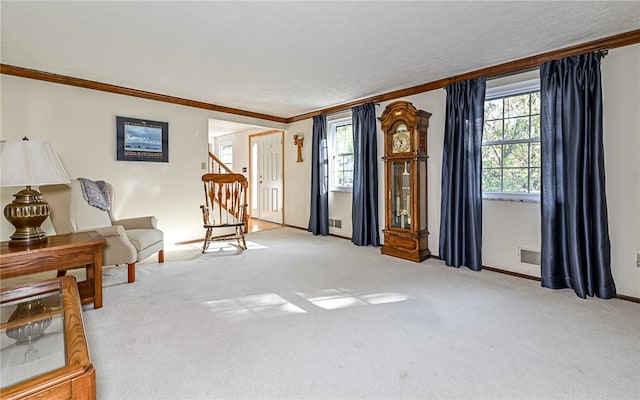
(249, 131), (284, 224)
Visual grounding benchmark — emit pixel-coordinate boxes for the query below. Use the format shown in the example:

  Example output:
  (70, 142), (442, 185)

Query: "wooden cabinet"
(379, 101), (431, 262)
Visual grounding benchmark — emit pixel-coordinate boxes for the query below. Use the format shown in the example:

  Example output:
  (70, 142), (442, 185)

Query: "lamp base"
(4, 186), (50, 247)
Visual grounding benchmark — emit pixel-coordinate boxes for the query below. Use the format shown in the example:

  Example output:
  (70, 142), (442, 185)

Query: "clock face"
(392, 125), (410, 153)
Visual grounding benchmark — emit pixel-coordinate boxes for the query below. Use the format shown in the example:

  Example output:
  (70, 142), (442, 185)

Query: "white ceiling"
(206, 118), (270, 138)
(2, 1), (639, 119)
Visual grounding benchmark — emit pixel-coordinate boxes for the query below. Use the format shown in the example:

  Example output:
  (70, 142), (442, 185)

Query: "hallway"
(248, 217), (282, 233)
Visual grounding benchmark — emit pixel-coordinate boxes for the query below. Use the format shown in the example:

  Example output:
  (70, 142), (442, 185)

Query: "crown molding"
(0, 64), (288, 124)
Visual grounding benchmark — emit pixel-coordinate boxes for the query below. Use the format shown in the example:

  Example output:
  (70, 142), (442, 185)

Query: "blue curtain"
(308, 114), (329, 235)
(439, 78), (486, 270)
(351, 102), (380, 246)
(540, 53), (616, 299)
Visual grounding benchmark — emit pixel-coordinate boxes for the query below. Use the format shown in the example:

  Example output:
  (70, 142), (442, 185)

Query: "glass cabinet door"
(390, 161), (411, 230)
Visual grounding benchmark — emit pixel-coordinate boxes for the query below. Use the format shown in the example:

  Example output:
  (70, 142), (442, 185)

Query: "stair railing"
(208, 151), (234, 174)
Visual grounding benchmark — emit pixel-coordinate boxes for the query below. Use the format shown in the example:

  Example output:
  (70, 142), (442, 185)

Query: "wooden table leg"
(93, 245), (103, 309)
(86, 264), (94, 285)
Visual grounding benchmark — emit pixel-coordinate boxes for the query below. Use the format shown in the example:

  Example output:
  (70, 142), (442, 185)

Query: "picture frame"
(116, 116), (169, 162)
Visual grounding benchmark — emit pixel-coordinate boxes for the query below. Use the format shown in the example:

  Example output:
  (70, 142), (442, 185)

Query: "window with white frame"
(219, 142), (233, 170)
(329, 116), (354, 191)
(482, 79), (541, 200)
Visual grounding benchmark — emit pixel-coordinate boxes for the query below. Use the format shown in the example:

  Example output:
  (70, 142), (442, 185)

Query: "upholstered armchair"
(40, 179), (164, 283)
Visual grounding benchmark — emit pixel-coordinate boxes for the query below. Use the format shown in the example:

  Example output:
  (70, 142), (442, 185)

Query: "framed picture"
(116, 116), (169, 162)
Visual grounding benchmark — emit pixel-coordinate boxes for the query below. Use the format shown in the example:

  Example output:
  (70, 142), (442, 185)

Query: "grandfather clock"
(379, 101), (431, 262)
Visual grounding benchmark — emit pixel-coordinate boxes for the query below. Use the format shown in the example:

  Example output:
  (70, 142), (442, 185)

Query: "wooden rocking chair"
(200, 173), (249, 253)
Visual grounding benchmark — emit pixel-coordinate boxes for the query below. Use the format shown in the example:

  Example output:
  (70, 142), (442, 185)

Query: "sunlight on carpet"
(204, 292), (306, 321)
(296, 288), (411, 310)
(203, 288), (412, 321)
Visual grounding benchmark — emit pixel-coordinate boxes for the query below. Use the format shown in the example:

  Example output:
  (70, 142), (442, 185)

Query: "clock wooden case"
(379, 101), (431, 262)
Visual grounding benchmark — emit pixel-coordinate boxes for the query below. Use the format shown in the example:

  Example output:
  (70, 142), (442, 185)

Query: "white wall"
(284, 120), (312, 228)
(602, 44), (640, 297)
(0, 75), (286, 246)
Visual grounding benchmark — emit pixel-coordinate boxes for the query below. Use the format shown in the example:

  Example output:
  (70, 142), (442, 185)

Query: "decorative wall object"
(293, 134), (304, 162)
(116, 116), (168, 162)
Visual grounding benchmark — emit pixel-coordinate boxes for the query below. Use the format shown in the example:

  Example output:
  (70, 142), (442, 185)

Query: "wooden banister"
(208, 151), (234, 174)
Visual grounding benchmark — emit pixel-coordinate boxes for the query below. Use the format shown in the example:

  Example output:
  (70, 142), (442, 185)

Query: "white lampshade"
(0, 139), (70, 187)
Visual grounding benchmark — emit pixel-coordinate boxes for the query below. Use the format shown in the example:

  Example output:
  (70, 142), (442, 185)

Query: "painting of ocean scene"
(116, 116), (169, 162)
(124, 124), (163, 152)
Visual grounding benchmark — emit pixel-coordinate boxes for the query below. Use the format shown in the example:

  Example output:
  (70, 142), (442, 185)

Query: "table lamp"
(0, 138), (70, 247)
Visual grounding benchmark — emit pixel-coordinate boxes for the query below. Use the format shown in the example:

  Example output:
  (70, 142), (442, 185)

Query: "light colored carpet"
(83, 227), (640, 400)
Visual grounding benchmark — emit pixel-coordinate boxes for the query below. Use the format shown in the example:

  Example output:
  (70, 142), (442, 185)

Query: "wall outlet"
(201, 162), (207, 170)
(636, 253), (640, 268)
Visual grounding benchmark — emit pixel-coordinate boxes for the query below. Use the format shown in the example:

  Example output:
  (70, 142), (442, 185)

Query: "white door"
(250, 132), (283, 224)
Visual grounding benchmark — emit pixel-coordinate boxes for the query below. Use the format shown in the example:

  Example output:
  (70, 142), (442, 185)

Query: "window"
(482, 79), (540, 201)
(329, 116), (354, 191)
(219, 142), (233, 170)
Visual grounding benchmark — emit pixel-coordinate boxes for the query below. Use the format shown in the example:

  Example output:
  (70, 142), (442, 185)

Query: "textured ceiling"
(2, 1), (639, 119)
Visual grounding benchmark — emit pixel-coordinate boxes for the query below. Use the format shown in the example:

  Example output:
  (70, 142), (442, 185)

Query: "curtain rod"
(487, 66), (539, 82)
(325, 101), (380, 117)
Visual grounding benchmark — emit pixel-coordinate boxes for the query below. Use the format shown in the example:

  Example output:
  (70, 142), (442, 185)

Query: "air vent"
(519, 248), (541, 266)
(328, 218), (342, 229)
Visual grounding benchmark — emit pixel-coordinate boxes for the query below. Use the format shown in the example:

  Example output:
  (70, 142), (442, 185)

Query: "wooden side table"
(0, 231), (106, 309)
(1, 276), (96, 399)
